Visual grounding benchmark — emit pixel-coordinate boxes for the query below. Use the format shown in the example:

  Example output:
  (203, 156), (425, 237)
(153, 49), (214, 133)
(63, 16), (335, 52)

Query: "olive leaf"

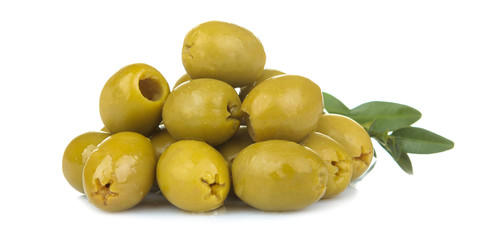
(374, 134), (413, 174)
(322, 92), (350, 115)
(348, 101), (422, 133)
(391, 127), (454, 154)
(394, 152), (413, 175)
(388, 133), (413, 174)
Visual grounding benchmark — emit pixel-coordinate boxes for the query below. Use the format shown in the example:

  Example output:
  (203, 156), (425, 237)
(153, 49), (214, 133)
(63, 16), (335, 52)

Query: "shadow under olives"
(139, 78), (162, 101)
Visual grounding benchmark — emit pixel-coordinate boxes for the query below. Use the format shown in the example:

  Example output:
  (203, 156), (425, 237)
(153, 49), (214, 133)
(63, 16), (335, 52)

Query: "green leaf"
(391, 127), (454, 154)
(349, 101), (422, 133)
(373, 135), (413, 174)
(394, 152), (413, 175)
(386, 136), (402, 160)
(322, 92), (350, 115)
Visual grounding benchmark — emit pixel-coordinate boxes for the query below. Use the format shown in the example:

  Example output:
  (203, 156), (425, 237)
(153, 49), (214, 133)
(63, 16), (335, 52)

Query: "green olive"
(216, 125), (254, 169)
(239, 69), (285, 101)
(99, 63), (170, 136)
(232, 140), (328, 211)
(62, 131), (110, 193)
(157, 140), (230, 212)
(162, 78), (242, 146)
(173, 73), (192, 89)
(182, 21), (266, 87)
(150, 125), (177, 159)
(83, 132), (156, 212)
(301, 132), (353, 199)
(242, 74), (323, 142)
(316, 114), (374, 180)
(149, 125), (178, 193)
(215, 125), (254, 199)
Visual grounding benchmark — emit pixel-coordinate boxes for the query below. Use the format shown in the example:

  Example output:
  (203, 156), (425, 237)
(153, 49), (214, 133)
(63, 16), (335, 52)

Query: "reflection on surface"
(77, 185), (359, 216)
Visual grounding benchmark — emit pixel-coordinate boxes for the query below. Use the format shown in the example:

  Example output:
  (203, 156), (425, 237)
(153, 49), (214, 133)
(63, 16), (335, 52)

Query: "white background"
(1, 0), (477, 239)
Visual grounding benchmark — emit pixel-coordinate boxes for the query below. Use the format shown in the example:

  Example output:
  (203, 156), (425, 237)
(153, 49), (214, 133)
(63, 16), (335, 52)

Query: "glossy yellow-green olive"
(232, 140), (328, 211)
(83, 132), (156, 212)
(62, 131), (110, 193)
(239, 69), (285, 101)
(301, 132), (353, 199)
(242, 74), (323, 142)
(99, 63), (170, 136)
(149, 125), (177, 193)
(162, 78), (242, 146)
(316, 114), (374, 180)
(215, 125), (253, 198)
(157, 140), (230, 212)
(216, 125), (254, 169)
(150, 125), (177, 159)
(173, 73), (192, 89)
(182, 21), (266, 87)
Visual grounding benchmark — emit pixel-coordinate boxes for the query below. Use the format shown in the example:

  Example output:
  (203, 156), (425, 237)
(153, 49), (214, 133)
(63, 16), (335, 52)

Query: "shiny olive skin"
(157, 140), (230, 212)
(216, 125), (254, 169)
(62, 131), (110, 193)
(232, 140), (328, 211)
(83, 132), (156, 212)
(215, 125), (253, 198)
(150, 125), (177, 159)
(162, 78), (242, 146)
(99, 63), (170, 136)
(242, 74), (323, 142)
(149, 125), (177, 193)
(239, 69), (285, 101)
(182, 21), (266, 87)
(301, 132), (353, 199)
(316, 114), (374, 180)
(173, 73), (192, 89)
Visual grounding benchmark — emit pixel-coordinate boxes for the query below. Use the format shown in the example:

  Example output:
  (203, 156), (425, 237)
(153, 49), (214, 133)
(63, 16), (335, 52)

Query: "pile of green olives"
(63, 20), (373, 213)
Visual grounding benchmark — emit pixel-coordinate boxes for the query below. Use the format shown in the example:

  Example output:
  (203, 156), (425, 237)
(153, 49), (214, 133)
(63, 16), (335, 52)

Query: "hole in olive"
(330, 160), (341, 177)
(92, 179), (119, 206)
(331, 160), (339, 168)
(200, 175), (225, 201)
(227, 104), (239, 120)
(227, 105), (234, 114)
(139, 78), (162, 101)
(356, 147), (373, 165)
